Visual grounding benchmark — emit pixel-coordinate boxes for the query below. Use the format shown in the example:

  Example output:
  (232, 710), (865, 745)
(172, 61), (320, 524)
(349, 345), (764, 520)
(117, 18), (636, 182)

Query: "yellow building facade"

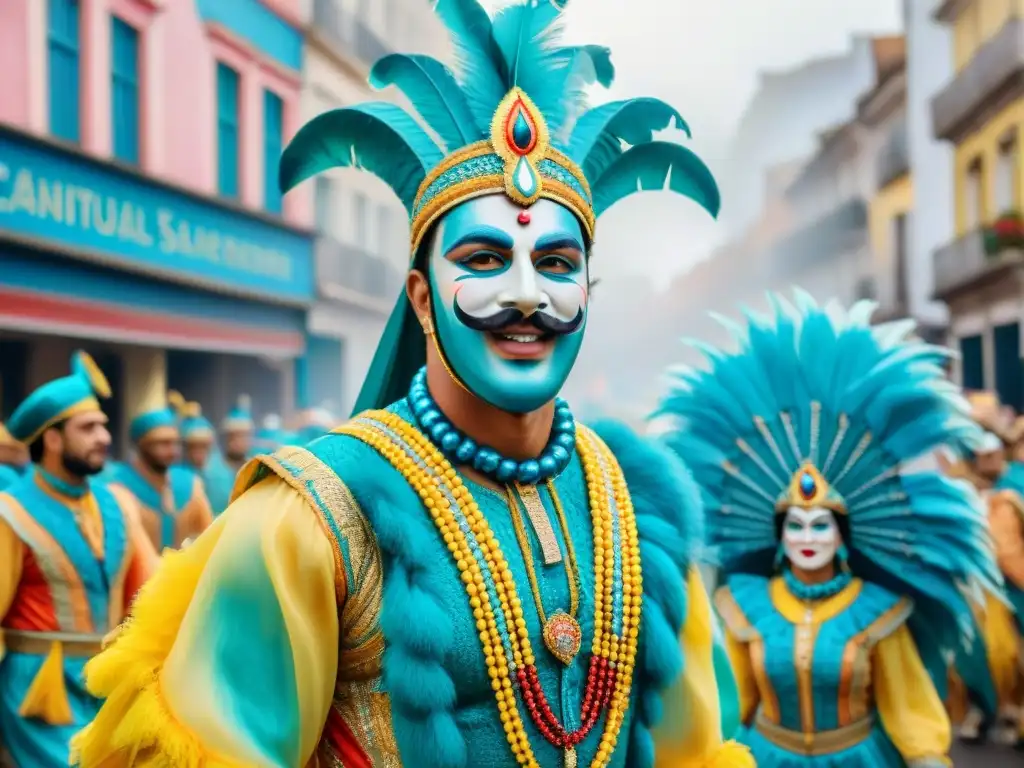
(933, 0), (1024, 408)
(949, 0), (1024, 232)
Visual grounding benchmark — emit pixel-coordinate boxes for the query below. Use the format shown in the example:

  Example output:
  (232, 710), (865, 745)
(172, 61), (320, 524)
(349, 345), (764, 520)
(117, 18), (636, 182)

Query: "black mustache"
(453, 297), (584, 335)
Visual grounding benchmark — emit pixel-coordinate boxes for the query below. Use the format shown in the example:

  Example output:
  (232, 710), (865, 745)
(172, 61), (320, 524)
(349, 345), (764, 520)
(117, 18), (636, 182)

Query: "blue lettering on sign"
(0, 129), (314, 303)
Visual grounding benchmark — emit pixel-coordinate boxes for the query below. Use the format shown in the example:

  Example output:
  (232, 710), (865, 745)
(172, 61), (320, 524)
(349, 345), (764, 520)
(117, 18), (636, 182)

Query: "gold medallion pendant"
(543, 611), (582, 665)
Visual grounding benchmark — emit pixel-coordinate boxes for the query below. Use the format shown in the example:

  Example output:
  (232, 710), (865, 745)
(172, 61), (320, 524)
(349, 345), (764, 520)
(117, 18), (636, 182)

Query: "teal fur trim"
(308, 432), (467, 768)
(589, 420), (702, 768)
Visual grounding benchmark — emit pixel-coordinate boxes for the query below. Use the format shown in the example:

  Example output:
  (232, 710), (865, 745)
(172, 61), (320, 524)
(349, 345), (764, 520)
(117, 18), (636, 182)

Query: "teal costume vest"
(246, 404), (708, 768)
(111, 463), (195, 549)
(0, 476), (131, 768)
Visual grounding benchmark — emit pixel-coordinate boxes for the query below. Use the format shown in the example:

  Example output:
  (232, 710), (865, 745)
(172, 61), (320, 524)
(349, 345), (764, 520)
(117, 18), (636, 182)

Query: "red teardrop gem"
(505, 99), (538, 155)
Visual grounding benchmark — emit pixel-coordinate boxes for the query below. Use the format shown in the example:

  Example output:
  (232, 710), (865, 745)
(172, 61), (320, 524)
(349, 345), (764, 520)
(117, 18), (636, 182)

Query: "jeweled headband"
(410, 89), (593, 252)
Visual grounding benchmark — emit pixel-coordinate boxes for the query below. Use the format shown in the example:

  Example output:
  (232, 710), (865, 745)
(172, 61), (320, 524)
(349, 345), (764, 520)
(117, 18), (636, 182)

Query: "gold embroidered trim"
(841, 596), (913, 725)
(714, 587), (781, 723)
(754, 711), (874, 755)
(254, 447), (353, 606)
(515, 483), (563, 565)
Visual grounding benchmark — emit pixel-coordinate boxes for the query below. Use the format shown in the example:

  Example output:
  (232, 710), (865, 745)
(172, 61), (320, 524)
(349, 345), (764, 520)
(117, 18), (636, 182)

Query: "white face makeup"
(430, 196), (588, 331)
(426, 195), (589, 413)
(782, 506), (840, 573)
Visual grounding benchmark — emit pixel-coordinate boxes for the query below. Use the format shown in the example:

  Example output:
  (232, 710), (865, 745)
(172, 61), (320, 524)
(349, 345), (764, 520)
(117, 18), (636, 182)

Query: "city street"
(952, 740), (1021, 766)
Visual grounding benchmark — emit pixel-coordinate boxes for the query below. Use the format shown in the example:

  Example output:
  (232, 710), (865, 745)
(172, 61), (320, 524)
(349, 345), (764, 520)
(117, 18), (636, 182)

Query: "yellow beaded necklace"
(338, 411), (642, 768)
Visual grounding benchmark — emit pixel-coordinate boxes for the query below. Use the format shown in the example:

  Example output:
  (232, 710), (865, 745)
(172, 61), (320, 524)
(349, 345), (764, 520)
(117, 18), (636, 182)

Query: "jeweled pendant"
(565, 746), (578, 768)
(513, 156), (538, 196)
(543, 611), (582, 665)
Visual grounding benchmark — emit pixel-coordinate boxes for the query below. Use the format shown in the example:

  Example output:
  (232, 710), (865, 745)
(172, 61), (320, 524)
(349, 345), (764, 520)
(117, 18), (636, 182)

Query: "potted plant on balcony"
(983, 210), (1024, 256)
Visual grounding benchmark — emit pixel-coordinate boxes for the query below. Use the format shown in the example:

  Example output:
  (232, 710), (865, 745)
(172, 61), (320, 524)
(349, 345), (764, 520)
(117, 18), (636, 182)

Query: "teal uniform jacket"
(197, 454), (236, 518)
(0, 464), (25, 491)
(110, 462), (205, 551)
(0, 472), (138, 768)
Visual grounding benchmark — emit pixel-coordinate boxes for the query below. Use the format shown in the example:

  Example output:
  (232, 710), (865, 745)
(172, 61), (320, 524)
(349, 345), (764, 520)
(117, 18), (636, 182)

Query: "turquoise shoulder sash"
(0, 477), (130, 633)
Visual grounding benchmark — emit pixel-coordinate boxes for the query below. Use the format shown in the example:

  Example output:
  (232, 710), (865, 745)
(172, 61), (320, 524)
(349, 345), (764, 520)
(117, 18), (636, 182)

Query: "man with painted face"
(71, 2), (750, 767)
(0, 352), (158, 767)
(658, 292), (1001, 768)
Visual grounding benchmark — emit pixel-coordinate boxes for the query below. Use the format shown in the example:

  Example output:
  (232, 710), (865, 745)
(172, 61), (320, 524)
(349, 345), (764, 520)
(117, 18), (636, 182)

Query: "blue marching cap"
(7, 351), (111, 444)
(223, 394), (254, 433)
(175, 395), (215, 444)
(129, 405), (179, 444)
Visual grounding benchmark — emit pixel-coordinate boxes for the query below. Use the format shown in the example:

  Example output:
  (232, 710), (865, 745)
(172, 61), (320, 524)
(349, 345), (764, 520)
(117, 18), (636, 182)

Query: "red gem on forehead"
(517, 210), (531, 225)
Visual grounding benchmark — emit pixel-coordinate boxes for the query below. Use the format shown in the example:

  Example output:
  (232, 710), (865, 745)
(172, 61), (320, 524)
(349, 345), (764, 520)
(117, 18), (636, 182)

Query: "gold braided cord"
(503, 483), (581, 626)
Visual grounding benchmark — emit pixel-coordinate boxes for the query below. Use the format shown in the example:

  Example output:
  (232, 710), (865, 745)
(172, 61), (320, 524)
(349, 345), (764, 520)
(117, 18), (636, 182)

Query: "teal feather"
(591, 140), (720, 218)
(491, 0), (577, 137)
(569, 98), (688, 181)
(432, 0), (507, 133)
(565, 44), (615, 88)
(278, 103), (444, 212)
(369, 54), (482, 150)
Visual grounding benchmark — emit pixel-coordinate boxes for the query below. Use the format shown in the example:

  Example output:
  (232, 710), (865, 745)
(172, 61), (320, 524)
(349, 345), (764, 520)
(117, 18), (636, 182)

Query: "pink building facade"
(0, 0), (308, 220)
(0, 0), (318, 453)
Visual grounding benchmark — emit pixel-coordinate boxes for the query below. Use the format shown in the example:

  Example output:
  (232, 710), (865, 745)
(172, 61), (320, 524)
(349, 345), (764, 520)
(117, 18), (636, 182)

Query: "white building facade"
(904, 0), (954, 330)
(298, 0), (450, 415)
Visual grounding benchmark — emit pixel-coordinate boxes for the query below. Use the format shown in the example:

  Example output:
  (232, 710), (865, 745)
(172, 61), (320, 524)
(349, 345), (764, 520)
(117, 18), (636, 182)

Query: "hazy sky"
(513, 0), (904, 283)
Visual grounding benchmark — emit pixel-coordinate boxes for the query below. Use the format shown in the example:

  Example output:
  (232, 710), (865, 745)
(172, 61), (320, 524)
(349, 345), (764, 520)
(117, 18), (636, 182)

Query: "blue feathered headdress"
(656, 291), (1000, 659)
(279, 0), (719, 414)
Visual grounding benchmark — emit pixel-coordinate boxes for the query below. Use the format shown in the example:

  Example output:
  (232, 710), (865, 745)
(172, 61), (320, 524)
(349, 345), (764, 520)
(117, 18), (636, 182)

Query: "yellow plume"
(167, 390), (186, 416)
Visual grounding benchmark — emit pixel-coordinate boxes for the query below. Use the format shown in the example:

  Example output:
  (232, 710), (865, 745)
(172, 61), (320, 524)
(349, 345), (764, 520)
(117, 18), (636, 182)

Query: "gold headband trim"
(774, 462), (847, 515)
(22, 397), (102, 446)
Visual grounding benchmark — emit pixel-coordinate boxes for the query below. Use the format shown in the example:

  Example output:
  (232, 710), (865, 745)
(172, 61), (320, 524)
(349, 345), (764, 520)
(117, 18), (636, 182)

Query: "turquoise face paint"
(429, 195), (588, 413)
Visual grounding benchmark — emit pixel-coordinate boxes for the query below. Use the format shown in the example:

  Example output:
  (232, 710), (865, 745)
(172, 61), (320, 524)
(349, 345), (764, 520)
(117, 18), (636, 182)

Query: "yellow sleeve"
(873, 623), (952, 766)
(0, 516), (25, 660)
(652, 568), (754, 768)
(71, 476), (340, 768)
(723, 628), (758, 726)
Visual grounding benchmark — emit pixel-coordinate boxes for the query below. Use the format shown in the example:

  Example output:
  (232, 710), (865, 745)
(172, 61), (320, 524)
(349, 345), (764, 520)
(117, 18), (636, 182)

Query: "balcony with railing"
(932, 16), (1024, 142)
(933, 227), (1024, 298)
(311, 0), (391, 69)
(315, 234), (404, 308)
(876, 118), (909, 189)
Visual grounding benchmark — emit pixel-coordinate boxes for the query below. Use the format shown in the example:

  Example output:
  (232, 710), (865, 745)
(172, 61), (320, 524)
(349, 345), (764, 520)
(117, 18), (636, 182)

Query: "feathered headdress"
(280, 0), (719, 414)
(656, 291), (1000, 668)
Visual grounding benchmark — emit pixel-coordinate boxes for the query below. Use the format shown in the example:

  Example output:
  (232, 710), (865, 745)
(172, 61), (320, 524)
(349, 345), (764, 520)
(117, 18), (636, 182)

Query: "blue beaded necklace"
(407, 367), (576, 485)
(782, 567), (852, 602)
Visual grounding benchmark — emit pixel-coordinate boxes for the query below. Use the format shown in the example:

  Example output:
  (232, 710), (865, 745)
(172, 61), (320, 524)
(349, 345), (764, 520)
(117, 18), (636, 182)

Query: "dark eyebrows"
(533, 233), (584, 253)
(443, 225), (515, 256)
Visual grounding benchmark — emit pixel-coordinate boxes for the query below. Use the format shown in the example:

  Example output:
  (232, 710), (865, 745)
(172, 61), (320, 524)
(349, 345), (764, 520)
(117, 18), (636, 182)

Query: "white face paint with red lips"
(782, 506), (841, 572)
